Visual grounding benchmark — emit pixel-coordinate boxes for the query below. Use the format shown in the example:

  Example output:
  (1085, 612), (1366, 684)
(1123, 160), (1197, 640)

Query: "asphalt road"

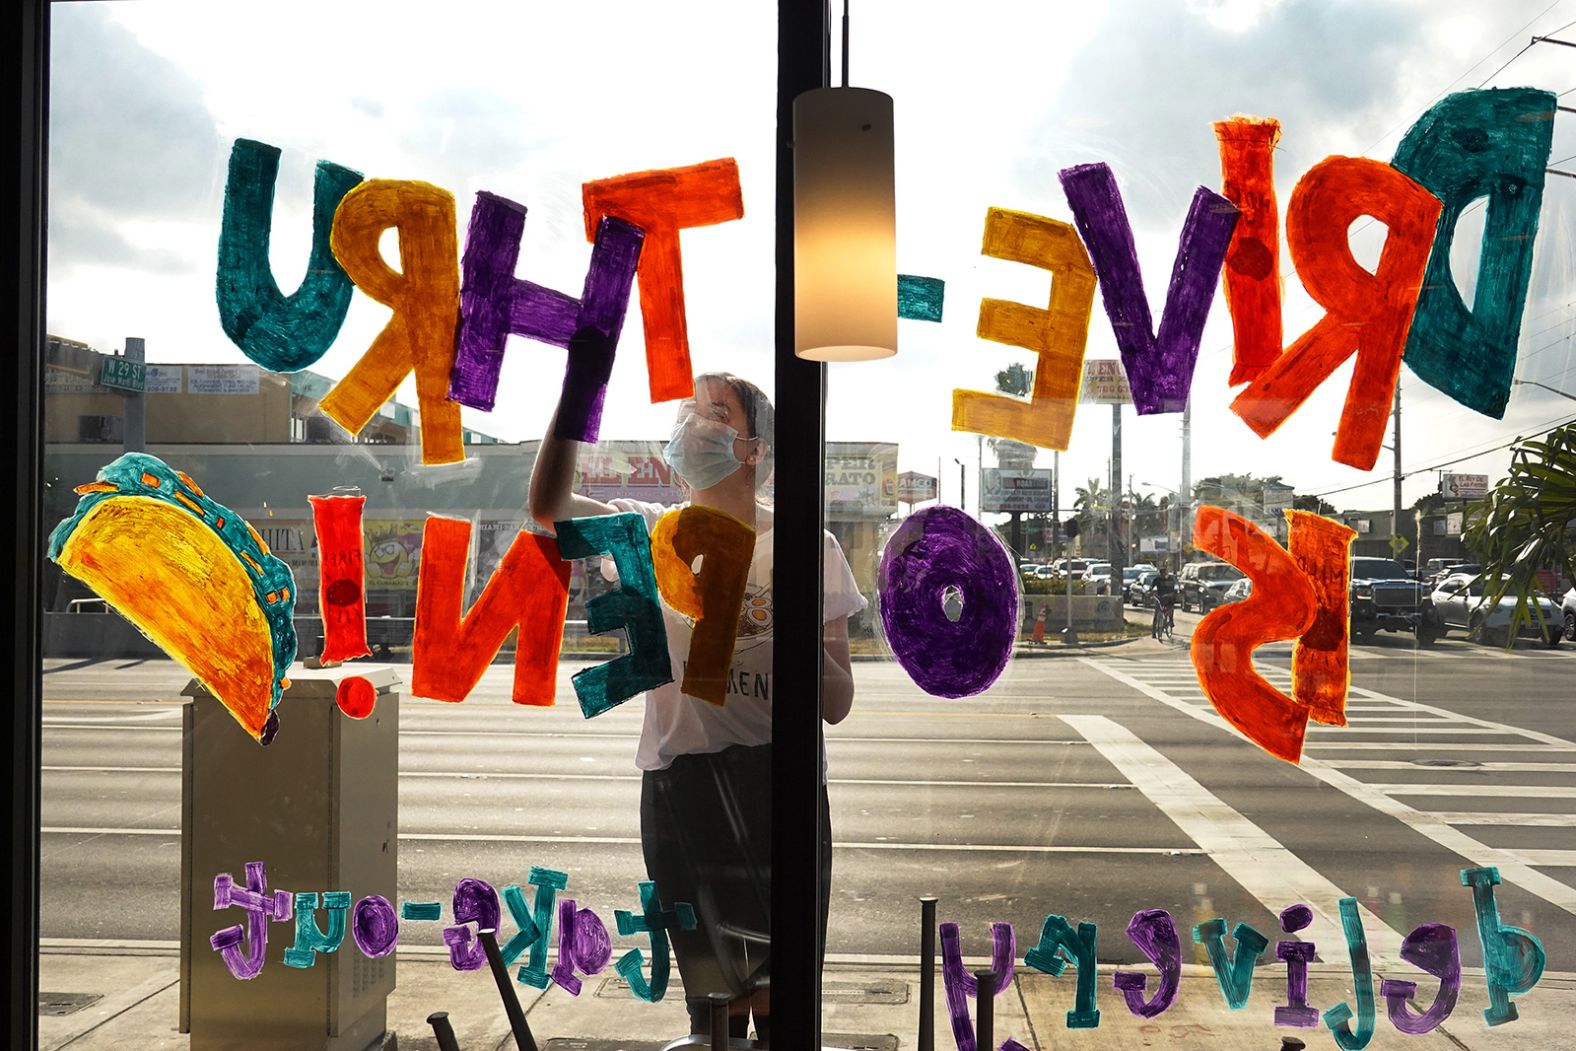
(39, 628), (1576, 975)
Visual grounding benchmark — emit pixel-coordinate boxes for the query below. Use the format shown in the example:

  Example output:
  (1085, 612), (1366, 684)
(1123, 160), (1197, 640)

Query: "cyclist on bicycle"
(1151, 566), (1177, 639)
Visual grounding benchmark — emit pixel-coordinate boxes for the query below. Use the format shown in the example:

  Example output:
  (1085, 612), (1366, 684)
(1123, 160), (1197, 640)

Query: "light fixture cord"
(841, 0), (850, 87)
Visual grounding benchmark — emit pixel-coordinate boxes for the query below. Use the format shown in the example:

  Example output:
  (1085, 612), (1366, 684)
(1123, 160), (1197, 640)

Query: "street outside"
(40, 615), (1576, 981)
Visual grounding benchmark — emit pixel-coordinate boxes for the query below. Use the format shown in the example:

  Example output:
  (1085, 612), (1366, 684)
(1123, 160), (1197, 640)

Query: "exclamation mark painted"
(309, 491), (377, 718)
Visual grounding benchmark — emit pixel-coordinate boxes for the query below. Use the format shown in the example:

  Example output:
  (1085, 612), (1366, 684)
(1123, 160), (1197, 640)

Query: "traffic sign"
(98, 355), (146, 393)
(1389, 534), (1409, 554)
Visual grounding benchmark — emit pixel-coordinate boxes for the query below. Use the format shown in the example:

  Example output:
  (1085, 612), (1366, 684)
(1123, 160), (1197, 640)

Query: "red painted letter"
(582, 160), (745, 403)
(413, 517), (571, 706)
(1228, 157), (1441, 470)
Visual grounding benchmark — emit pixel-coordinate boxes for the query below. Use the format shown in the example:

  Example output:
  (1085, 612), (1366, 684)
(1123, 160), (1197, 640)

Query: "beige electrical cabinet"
(179, 666), (401, 1051)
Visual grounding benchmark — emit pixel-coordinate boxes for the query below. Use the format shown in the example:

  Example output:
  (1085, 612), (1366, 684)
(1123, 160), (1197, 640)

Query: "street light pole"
(1512, 378), (1576, 404)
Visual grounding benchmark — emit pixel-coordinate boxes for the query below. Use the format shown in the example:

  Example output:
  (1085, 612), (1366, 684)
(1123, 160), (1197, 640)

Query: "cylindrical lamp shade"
(793, 86), (897, 361)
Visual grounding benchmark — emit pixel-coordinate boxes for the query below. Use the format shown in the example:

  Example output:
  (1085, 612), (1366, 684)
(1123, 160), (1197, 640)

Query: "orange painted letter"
(321, 180), (464, 465)
(1214, 116), (1283, 385)
(1190, 506), (1317, 763)
(412, 516), (571, 706)
(952, 208), (1096, 451)
(1286, 510), (1357, 726)
(582, 160), (745, 403)
(1229, 158), (1440, 469)
(649, 505), (754, 706)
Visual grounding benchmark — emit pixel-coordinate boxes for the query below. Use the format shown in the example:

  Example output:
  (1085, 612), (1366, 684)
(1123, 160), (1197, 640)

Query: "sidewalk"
(38, 946), (1576, 1050)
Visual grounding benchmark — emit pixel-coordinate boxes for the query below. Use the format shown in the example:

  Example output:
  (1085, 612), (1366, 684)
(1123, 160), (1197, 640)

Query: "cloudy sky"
(45, 0), (1576, 520)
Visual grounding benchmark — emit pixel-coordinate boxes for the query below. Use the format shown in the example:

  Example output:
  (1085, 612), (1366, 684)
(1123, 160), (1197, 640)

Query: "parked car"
(1121, 563), (1156, 597)
(1218, 577), (1253, 606)
(1564, 587), (1576, 642)
(1085, 562), (1114, 594)
(1421, 573), (1563, 647)
(1350, 556), (1427, 641)
(1054, 558), (1090, 580)
(1127, 569), (1159, 606)
(1122, 564), (1157, 603)
(1425, 560), (1478, 589)
(1179, 561), (1245, 612)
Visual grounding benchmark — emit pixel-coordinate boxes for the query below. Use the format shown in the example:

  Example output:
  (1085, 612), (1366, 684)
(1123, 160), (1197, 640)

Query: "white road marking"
(1322, 760), (1576, 774)
(1059, 714), (1404, 965)
(1304, 742), (1576, 752)
(38, 765), (1134, 790)
(1435, 812), (1576, 827)
(1374, 784), (1576, 798)
(39, 826), (1199, 855)
(1082, 658), (1576, 919)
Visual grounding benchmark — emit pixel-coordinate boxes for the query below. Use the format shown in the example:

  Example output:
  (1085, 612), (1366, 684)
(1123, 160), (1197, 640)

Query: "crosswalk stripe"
(1434, 812), (1576, 827)
(1061, 714), (1405, 966)
(1081, 657), (1576, 920)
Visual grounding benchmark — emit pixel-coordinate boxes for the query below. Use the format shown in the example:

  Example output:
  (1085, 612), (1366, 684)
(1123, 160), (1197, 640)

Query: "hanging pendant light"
(792, 3), (896, 361)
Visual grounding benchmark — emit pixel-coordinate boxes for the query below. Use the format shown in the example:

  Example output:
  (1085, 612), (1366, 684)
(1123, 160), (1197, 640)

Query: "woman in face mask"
(529, 371), (863, 1044)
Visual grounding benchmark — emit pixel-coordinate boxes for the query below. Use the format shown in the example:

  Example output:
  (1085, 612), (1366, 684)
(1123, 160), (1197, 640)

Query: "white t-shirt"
(607, 498), (867, 772)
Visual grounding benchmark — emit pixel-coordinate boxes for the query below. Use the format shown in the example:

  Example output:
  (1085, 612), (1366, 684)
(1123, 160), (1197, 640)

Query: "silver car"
(1426, 574), (1563, 647)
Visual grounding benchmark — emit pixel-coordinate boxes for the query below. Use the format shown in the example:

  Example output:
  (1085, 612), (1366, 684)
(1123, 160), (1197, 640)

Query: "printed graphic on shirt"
(738, 583), (772, 639)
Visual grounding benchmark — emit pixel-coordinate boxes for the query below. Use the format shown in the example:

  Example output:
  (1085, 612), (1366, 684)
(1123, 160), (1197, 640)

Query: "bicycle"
(1150, 595), (1175, 641)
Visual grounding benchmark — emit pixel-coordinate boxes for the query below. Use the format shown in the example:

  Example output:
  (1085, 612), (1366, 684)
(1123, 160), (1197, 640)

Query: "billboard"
(981, 468), (1053, 513)
(1262, 486), (1295, 514)
(1080, 359), (1132, 404)
(826, 445), (898, 517)
(897, 471), (937, 504)
(1440, 473), (1489, 500)
(578, 449), (686, 504)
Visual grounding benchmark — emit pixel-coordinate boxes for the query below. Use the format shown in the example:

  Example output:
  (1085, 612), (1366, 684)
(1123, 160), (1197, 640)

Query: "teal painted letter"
(1392, 88), (1556, 418)
(216, 138), (362, 372)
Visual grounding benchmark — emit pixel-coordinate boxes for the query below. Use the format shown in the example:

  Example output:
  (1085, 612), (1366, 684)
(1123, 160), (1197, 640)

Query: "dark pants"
(640, 742), (833, 1039)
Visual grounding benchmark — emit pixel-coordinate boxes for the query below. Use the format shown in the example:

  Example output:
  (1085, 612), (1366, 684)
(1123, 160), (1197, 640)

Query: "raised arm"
(527, 407), (618, 534)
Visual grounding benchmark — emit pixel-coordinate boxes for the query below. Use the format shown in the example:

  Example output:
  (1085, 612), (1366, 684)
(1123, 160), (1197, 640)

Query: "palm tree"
(1074, 477), (1109, 555)
(1465, 422), (1576, 640)
(1126, 489), (1162, 552)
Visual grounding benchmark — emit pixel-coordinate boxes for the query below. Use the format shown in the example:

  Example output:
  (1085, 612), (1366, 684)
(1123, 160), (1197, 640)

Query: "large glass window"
(31, 1), (1576, 1049)
(820, 1), (1576, 1045)
(41, 2), (781, 1046)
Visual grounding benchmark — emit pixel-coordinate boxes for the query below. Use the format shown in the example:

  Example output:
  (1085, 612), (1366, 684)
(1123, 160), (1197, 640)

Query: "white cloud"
(43, 0), (1576, 521)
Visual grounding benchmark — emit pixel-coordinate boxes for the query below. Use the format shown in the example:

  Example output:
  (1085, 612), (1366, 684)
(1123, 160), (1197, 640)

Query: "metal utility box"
(179, 666), (401, 1051)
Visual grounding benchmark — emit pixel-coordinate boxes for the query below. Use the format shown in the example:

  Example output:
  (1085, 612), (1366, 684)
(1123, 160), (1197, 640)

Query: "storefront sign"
(188, 363), (261, 395)
(1440, 473), (1489, 500)
(145, 364), (184, 393)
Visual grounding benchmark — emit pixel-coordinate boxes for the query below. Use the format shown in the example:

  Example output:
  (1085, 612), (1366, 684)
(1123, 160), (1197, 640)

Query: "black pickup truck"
(1349, 556), (1427, 642)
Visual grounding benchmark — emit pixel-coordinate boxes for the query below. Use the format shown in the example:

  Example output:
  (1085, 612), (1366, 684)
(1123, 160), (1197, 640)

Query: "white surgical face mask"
(663, 406), (746, 490)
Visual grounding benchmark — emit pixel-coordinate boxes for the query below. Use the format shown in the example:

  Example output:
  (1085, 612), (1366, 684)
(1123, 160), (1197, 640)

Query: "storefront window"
(29, 2), (1576, 1049)
(40, 2), (779, 1046)
(819, 1), (1576, 1046)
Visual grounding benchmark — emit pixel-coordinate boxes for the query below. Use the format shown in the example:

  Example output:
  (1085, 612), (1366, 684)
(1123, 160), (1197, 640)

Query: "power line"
(1302, 410), (1576, 500)
(1351, 3), (1572, 157)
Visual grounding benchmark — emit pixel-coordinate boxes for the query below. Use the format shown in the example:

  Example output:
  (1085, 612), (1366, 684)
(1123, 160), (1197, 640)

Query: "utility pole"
(122, 336), (145, 454)
(1392, 384), (1403, 563)
(1179, 399), (1191, 572)
(1110, 402), (1125, 577)
(1051, 449), (1060, 552)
